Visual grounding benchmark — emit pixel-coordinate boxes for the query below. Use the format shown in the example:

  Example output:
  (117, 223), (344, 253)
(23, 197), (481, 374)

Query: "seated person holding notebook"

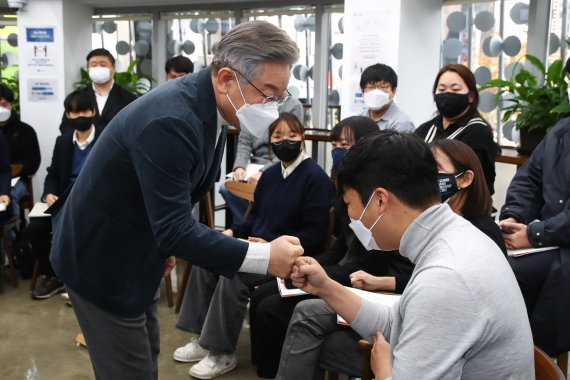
(24, 90), (100, 299)
(173, 112), (332, 380)
(498, 116), (570, 358)
(276, 131), (533, 380)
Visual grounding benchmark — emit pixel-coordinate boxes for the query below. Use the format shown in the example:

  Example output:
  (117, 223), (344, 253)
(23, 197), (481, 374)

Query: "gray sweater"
(351, 204), (534, 379)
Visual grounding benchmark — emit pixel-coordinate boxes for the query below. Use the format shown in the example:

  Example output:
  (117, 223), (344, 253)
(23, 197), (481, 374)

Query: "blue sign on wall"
(26, 28), (54, 43)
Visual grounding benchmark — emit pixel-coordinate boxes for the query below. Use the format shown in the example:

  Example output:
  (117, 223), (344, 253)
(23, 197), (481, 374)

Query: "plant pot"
(517, 127), (546, 155)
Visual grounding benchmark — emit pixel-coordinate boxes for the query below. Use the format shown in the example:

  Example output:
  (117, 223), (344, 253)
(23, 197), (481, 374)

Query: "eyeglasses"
(363, 82), (392, 92)
(231, 67), (291, 106)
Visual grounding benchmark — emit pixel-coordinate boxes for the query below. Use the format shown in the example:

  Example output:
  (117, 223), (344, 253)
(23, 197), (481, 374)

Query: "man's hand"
(371, 332), (392, 379)
(349, 270), (396, 292)
(0, 194), (10, 207)
(44, 193), (59, 207)
(247, 171), (262, 184)
(290, 256), (331, 296)
(248, 236), (267, 243)
(223, 229), (234, 237)
(267, 235), (304, 278)
(163, 256), (176, 277)
(499, 220), (531, 250)
(232, 168), (246, 182)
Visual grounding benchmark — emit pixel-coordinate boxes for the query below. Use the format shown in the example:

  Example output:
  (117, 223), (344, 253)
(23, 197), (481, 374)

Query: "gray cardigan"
(351, 204), (534, 379)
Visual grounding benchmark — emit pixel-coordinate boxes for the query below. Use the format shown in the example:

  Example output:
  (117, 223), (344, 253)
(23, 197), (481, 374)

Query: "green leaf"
(551, 103), (570, 114)
(525, 54), (546, 76)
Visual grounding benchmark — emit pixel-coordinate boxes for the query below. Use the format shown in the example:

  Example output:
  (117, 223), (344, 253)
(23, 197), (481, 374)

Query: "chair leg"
(204, 193), (215, 229)
(557, 352), (568, 378)
(175, 260), (192, 313)
(164, 274), (174, 308)
(1, 224), (18, 287)
(30, 259), (39, 291)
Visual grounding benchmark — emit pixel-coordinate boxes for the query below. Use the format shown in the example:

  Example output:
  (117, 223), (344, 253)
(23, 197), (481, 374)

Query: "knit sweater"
(230, 158), (332, 257)
(351, 204), (534, 379)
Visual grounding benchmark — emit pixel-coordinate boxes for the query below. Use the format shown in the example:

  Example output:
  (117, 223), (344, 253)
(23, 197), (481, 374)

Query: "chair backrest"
(535, 346), (566, 380)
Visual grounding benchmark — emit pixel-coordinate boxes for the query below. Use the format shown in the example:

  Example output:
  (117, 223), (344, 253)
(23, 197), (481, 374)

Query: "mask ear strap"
(233, 71), (248, 106)
(359, 192), (376, 220)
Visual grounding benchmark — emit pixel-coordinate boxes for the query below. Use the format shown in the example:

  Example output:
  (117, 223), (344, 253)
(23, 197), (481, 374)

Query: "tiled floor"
(0, 273), (262, 380)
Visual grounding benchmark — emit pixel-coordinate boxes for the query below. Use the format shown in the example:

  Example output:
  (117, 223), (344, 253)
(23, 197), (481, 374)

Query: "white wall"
(17, 0), (92, 197)
(397, 0), (442, 126)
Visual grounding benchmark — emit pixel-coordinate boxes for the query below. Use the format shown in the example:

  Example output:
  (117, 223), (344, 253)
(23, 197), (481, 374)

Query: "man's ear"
(458, 170), (474, 189)
(373, 188), (390, 213)
(216, 68), (235, 94)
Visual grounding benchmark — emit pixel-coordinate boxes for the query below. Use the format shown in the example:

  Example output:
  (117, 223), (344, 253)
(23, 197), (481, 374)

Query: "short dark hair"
(165, 56), (194, 74)
(338, 130), (440, 209)
(86, 48), (115, 65)
(64, 90), (97, 114)
(0, 83), (15, 103)
(430, 139), (492, 219)
(330, 116), (378, 145)
(359, 63), (398, 90)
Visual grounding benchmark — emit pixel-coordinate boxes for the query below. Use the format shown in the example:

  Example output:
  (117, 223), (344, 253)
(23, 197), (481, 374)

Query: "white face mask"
(89, 67), (112, 84)
(226, 73), (279, 138)
(0, 106), (11, 122)
(363, 89), (391, 111)
(348, 192), (384, 251)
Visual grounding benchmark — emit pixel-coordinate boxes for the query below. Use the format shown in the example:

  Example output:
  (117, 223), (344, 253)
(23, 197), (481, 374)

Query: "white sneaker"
(173, 338), (209, 363)
(189, 353), (237, 379)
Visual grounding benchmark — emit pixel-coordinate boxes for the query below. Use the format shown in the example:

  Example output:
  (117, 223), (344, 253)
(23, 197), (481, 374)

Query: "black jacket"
(500, 117), (570, 356)
(0, 113), (41, 177)
(0, 131), (10, 196)
(60, 83), (137, 134)
(43, 129), (101, 200)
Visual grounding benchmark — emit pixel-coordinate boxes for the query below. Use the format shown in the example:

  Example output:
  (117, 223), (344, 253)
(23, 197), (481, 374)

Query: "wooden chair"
(225, 181), (256, 220)
(536, 346), (566, 380)
(346, 340), (564, 380)
(556, 352), (568, 378)
(174, 192), (216, 313)
(1, 216), (19, 287)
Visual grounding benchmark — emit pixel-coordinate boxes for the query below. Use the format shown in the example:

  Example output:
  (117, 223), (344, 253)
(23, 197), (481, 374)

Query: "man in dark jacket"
(499, 117), (570, 356)
(60, 48), (136, 134)
(0, 83), (41, 218)
(26, 90), (99, 300)
(49, 21), (303, 380)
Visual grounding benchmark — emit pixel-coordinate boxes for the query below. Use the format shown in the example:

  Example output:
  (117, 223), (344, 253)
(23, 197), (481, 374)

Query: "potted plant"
(484, 54), (570, 154)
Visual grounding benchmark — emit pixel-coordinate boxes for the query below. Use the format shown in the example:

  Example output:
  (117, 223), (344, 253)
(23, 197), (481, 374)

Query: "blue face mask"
(331, 147), (348, 172)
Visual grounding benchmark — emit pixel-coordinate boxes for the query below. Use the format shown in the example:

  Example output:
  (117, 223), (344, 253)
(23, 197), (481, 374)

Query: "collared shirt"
(73, 126), (96, 150)
(92, 80), (114, 114)
(281, 151), (309, 179)
(361, 101), (415, 133)
(239, 151), (309, 274)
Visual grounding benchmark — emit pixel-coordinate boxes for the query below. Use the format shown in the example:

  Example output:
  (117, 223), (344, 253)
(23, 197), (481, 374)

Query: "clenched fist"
(267, 235), (304, 278)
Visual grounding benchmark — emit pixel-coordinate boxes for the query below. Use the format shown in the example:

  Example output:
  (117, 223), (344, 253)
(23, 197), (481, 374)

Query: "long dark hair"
(268, 112), (305, 157)
(432, 64), (481, 120)
(431, 139), (492, 219)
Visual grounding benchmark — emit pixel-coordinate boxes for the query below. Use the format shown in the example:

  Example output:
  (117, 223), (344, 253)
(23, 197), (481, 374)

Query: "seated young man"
(173, 113), (332, 379)
(25, 90), (100, 299)
(359, 63), (415, 133)
(499, 116), (570, 357)
(276, 131), (534, 379)
(0, 132), (10, 223)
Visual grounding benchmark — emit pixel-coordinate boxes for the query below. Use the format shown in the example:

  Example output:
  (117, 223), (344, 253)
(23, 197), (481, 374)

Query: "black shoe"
(32, 276), (65, 300)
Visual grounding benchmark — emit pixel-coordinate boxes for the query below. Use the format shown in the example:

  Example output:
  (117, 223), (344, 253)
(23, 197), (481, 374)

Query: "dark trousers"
(67, 287), (160, 380)
(24, 218), (54, 277)
(508, 249), (558, 316)
(250, 265), (353, 378)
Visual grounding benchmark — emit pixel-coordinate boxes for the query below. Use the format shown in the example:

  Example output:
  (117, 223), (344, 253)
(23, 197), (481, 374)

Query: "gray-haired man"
(50, 21), (303, 380)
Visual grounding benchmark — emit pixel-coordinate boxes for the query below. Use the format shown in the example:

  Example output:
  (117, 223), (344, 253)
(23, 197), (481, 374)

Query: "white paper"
(0, 202), (5, 212)
(11, 177), (20, 187)
(226, 163), (264, 181)
(507, 246), (559, 257)
(29, 202), (50, 218)
(337, 287), (401, 325)
(276, 277), (308, 297)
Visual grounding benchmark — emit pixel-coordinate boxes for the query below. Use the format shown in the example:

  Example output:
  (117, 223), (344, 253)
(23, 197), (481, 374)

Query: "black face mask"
(434, 92), (470, 118)
(438, 172), (462, 202)
(331, 147), (348, 172)
(62, 116), (93, 132)
(272, 140), (302, 162)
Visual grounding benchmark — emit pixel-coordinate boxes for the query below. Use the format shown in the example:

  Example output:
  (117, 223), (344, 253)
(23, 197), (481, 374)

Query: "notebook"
(507, 246), (559, 257)
(337, 287), (401, 325)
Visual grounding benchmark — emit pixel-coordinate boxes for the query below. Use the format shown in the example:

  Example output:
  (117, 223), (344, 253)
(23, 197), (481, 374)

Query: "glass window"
(92, 15), (153, 94)
(442, 1), (530, 146)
